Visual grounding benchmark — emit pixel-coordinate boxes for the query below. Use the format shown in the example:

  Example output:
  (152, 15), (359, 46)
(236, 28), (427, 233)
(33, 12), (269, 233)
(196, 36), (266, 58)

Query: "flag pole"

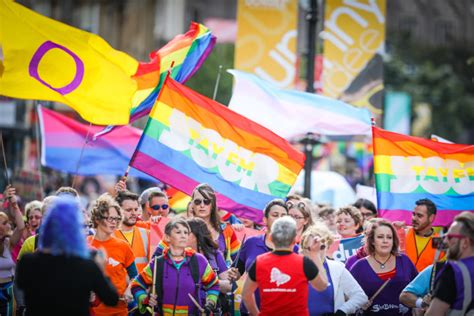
(212, 65), (223, 101)
(0, 132), (10, 185)
(71, 122), (93, 189)
(35, 104), (45, 198)
(124, 61), (176, 182)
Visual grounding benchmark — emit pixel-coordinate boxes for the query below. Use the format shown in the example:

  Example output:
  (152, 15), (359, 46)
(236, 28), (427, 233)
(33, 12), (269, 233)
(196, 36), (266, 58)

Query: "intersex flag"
(37, 106), (153, 180)
(129, 78), (305, 222)
(94, 22), (216, 138)
(0, 0), (138, 125)
(373, 127), (474, 226)
(228, 70), (372, 140)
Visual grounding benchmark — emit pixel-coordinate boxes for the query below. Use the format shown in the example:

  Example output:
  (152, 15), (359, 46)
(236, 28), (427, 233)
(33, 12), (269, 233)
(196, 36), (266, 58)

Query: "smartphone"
(432, 237), (447, 250)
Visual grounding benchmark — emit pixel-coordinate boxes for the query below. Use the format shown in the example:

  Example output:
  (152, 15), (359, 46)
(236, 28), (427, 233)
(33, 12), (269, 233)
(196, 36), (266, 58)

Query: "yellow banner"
(321, 0), (386, 114)
(235, 0), (298, 88)
(0, 0), (138, 125)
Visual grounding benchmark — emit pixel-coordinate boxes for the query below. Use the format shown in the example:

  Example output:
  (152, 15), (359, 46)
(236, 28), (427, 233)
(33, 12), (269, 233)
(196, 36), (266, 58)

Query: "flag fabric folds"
(94, 22), (216, 138)
(0, 0), (138, 125)
(373, 127), (474, 226)
(129, 78), (305, 222)
(228, 69), (372, 140)
(37, 106), (152, 180)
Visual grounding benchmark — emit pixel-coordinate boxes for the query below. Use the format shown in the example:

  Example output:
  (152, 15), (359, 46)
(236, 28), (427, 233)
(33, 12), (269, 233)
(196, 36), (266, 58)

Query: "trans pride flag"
(130, 78), (305, 222)
(373, 127), (474, 226)
(95, 22), (216, 137)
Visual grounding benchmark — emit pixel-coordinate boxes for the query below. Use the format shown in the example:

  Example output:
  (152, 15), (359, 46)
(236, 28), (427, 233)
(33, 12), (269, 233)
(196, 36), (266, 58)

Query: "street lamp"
(299, 132), (321, 199)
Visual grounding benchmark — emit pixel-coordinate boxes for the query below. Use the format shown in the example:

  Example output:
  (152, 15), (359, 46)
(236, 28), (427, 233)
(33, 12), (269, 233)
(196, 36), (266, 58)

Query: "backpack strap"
(34, 234), (39, 251)
(457, 261), (472, 315)
(155, 255), (165, 314)
(189, 254), (200, 292)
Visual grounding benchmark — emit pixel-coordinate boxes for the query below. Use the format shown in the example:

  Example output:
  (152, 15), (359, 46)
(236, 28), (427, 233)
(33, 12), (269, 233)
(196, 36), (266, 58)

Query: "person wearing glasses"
(113, 190), (150, 273)
(287, 199), (314, 244)
(426, 211), (474, 316)
(349, 220), (417, 315)
(353, 198), (377, 224)
(88, 194), (137, 316)
(301, 223), (368, 316)
(236, 199), (297, 315)
(190, 183), (240, 267)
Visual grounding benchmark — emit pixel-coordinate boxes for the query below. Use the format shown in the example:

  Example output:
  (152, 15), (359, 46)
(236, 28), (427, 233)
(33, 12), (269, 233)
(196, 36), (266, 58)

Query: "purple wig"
(38, 196), (89, 259)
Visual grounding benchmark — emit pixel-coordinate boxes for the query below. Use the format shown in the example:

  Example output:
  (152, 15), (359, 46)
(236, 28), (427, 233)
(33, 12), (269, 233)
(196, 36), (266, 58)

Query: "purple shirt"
(350, 254), (417, 315)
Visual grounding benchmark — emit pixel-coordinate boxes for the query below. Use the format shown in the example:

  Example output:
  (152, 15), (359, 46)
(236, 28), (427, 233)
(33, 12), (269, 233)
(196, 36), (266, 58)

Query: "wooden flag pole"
(0, 132), (10, 185)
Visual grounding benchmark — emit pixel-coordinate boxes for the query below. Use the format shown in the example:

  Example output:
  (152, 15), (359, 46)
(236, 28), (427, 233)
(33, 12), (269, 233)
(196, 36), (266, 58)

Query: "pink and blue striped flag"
(38, 106), (153, 180)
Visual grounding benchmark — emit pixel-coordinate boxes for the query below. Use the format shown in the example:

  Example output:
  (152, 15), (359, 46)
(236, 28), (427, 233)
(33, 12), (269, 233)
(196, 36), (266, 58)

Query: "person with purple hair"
(15, 196), (119, 316)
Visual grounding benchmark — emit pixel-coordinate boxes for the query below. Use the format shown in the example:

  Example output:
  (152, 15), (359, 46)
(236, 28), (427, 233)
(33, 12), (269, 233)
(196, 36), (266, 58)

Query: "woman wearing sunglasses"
(301, 223), (368, 316)
(87, 195), (138, 316)
(191, 183), (240, 267)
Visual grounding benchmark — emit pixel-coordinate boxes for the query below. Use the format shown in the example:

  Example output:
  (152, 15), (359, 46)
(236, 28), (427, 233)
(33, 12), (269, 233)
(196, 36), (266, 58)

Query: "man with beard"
(405, 199), (445, 272)
(114, 190), (150, 273)
(425, 211), (474, 316)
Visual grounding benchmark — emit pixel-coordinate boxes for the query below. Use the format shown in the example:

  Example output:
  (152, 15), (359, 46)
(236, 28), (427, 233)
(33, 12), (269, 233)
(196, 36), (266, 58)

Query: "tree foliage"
(384, 33), (474, 143)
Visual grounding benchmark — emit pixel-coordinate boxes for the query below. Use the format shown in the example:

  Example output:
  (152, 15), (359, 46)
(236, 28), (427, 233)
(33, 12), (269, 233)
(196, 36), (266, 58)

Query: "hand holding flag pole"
(146, 255), (159, 315)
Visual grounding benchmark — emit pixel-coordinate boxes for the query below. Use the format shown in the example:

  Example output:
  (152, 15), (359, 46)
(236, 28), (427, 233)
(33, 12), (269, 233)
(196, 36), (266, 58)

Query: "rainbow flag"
(130, 78), (305, 222)
(95, 22), (215, 138)
(373, 127), (474, 226)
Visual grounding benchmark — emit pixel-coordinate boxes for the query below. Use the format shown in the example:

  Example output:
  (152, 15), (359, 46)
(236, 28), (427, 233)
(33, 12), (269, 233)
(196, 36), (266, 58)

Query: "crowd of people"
(0, 181), (472, 316)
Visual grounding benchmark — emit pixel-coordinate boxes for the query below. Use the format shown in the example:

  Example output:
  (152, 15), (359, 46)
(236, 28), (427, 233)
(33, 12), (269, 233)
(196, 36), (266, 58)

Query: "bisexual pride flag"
(129, 78), (305, 222)
(373, 127), (474, 226)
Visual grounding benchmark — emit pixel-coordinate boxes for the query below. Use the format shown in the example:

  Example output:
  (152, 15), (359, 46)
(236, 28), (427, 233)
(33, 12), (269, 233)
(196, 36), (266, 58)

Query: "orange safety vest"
(405, 228), (444, 272)
(114, 226), (150, 272)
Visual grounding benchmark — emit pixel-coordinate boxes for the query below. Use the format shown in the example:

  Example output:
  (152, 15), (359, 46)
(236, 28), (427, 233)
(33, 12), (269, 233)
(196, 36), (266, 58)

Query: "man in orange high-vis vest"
(405, 198), (445, 272)
(114, 190), (150, 273)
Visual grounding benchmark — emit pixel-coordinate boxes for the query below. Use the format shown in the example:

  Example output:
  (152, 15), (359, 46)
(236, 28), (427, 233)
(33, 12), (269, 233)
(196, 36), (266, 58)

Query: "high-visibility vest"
(405, 228), (444, 272)
(114, 226), (150, 272)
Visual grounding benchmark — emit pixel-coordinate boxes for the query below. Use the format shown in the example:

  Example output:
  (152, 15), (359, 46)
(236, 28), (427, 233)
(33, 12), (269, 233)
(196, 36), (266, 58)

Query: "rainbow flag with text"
(373, 127), (474, 226)
(130, 78), (305, 222)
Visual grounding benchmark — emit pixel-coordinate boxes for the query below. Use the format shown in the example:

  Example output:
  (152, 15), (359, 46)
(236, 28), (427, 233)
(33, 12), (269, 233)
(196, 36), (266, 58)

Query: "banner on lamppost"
(234, 0), (298, 88)
(320, 0), (386, 115)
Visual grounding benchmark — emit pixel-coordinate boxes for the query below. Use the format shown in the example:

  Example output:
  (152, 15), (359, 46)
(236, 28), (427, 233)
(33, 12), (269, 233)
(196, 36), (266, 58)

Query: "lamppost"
(300, 132), (321, 199)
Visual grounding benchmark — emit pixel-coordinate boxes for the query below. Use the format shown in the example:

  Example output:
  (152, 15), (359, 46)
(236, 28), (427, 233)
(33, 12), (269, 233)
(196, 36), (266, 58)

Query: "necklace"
(373, 254), (392, 269)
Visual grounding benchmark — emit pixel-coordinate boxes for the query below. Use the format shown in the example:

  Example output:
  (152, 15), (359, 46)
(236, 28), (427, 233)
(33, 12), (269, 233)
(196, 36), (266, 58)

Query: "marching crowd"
(0, 181), (472, 316)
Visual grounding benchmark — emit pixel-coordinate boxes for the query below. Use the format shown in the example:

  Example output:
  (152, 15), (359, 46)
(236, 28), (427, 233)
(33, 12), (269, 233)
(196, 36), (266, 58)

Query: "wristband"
(416, 297), (423, 308)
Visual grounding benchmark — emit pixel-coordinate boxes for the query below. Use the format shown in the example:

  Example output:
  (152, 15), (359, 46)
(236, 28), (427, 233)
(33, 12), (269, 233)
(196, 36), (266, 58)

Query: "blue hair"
(38, 196), (90, 259)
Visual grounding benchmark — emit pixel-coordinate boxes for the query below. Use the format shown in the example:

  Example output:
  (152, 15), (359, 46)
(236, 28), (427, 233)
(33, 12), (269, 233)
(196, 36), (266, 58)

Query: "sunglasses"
(444, 233), (468, 241)
(193, 199), (212, 206)
(150, 204), (169, 211)
(28, 215), (43, 220)
(286, 201), (306, 210)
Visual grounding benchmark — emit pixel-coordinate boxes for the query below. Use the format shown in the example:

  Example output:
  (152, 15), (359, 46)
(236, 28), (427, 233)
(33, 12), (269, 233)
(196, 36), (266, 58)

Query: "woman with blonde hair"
(301, 222), (368, 315)
(11, 200), (42, 262)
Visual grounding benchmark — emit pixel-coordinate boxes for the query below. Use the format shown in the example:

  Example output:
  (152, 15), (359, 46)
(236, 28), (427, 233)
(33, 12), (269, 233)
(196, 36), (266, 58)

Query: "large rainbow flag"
(129, 78), (305, 222)
(95, 22), (215, 138)
(373, 127), (474, 226)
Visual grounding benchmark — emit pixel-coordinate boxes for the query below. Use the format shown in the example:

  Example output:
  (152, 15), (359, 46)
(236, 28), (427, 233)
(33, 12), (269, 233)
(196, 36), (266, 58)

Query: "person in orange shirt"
(405, 198), (445, 272)
(113, 190), (150, 273)
(88, 195), (137, 316)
